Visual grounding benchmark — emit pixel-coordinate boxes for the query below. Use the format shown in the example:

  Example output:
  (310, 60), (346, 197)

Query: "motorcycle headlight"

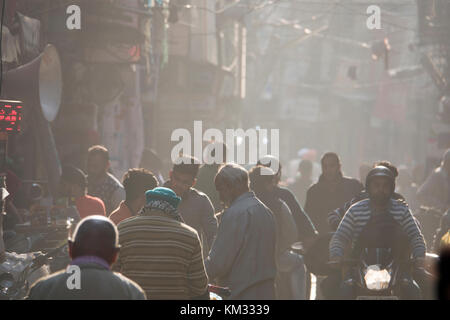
(364, 265), (391, 291)
(209, 292), (222, 300)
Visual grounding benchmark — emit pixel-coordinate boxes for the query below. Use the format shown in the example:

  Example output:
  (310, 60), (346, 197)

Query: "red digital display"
(0, 100), (22, 133)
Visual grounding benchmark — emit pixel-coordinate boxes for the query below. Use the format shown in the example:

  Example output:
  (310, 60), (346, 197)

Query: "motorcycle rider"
(329, 166), (426, 300)
(328, 161), (406, 231)
(326, 161), (436, 299)
(323, 161), (407, 299)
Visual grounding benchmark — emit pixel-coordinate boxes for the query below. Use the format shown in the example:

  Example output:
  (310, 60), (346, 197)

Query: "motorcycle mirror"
(0, 273), (15, 292)
(291, 242), (304, 254)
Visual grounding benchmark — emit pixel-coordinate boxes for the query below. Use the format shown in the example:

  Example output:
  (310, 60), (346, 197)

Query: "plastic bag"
(364, 265), (391, 291)
(0, 251), (49, 283)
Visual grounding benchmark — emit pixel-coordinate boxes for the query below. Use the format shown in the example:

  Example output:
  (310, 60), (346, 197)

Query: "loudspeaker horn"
(1, 44), (62, 122)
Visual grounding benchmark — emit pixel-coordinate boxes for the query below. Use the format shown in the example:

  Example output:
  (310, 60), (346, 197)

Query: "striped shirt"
(328, 190), (406, 231)
(113, 209), (208, 299)
(330, 198), (426, 260)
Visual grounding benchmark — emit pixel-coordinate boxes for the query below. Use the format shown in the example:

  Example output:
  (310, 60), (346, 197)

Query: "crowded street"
(0, 0), (449, 305)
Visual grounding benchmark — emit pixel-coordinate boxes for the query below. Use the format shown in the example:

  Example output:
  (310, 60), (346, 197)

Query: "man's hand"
(330, 256), (342, 263)
(328, 256), (343, 269)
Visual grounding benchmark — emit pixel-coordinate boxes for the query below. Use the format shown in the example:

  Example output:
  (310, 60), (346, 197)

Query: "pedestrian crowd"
(25, 143), (450, 300)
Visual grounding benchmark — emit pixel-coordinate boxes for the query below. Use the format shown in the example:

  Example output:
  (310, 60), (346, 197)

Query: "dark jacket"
(27, 261), (146, 300)
(274, 186), (317, 241)
(205, 191), (277, 299)
(304, 174), (363, 235)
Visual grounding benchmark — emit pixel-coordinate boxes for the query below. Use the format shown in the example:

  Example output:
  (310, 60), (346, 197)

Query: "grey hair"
(215, 163), (249, 189)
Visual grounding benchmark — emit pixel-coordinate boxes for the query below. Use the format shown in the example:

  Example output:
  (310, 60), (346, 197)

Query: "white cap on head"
(257, 155), (280, 175)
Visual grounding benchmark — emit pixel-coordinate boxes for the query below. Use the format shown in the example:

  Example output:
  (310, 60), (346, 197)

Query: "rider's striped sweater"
(330, 198), (426, 259)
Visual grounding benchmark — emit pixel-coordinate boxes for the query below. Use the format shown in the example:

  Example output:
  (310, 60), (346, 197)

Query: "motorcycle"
(0, 243), (67, 299)
(328, 248), (416, 300)
(208, 284), (231, 300)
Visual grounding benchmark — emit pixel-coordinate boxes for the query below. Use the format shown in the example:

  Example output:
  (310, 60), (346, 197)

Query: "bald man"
(27, 216), (146, 300)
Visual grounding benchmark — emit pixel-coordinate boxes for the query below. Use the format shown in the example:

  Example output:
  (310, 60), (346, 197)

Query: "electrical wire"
(255, 0), (420, 56)
(261, 0), (420, 29)
(286, 0), (413, 7)
(262, 5), (419, 17)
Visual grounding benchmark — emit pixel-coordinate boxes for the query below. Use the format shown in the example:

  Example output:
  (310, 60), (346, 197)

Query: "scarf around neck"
(140, 199), (184, 223)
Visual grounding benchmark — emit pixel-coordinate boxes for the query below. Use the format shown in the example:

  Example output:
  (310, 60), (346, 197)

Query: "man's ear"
(106, 160), (111, 171)
(68, 240), (74, 259)
(192, 178), (197, 187)
(169, 170), (173, 180)
(111, 248), (120, 265)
